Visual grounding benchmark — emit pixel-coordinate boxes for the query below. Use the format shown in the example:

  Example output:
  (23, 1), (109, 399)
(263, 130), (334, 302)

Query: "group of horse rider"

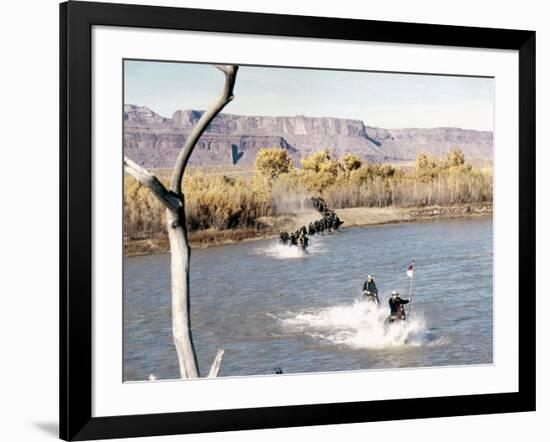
(362, 274), (411, 323)
(279, 227), (309, 251)
(279, 197), (344, 251)
(309, 197), (344, 231)
(310, 196), (329, 213)
(308, 211), (343, 234)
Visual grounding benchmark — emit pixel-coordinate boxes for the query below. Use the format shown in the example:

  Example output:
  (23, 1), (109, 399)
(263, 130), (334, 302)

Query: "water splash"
(258, 240), (326, 260)
(277, 299), (445, 349)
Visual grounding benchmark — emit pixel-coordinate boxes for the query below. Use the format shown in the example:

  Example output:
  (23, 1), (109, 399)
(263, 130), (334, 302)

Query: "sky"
(124, 60), (494, 131)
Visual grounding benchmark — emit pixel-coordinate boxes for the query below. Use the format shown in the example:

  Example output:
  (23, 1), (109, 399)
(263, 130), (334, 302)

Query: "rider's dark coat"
(389, 296), (409, 315)
(363, 279), (378, 294)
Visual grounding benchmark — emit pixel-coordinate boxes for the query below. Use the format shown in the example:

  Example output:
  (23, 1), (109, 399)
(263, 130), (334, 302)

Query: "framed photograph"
(60, 1), (536, 440)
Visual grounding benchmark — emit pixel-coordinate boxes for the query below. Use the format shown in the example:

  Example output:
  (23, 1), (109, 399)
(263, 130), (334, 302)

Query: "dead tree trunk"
(166, 204), (199, 378)
(124, 65), (239, 378)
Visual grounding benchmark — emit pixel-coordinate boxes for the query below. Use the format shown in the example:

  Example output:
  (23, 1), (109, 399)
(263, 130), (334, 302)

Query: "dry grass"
(124, 148), (493, 254)
(124, 171), (275, 241)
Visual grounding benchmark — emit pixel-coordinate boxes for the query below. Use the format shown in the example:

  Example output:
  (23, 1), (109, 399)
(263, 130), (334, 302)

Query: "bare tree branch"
(124, 65), (239, 380)
(124, 156), (182, 212)
(167, 65), (238, 379)
(170, 65), (239, 194)
(214, 65), (233, 74)
(207, 349), (225, 378)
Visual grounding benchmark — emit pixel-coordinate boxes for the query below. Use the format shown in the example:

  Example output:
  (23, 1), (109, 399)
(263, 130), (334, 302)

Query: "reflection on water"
(124, 217), (493, 381)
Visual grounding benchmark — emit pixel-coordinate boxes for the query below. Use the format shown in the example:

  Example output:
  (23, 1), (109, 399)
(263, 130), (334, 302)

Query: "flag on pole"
(406, 260), (415, 278)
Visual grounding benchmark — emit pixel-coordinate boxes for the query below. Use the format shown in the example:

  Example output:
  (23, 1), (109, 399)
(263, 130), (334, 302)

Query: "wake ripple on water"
(275, 300), (447, 350)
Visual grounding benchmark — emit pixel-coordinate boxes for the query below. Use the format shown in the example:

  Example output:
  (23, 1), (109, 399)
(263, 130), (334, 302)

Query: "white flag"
(407, 261), (414, 278)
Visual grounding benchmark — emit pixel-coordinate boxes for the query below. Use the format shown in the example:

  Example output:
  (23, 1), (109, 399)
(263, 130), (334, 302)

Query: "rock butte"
(124, 105), (493, 168)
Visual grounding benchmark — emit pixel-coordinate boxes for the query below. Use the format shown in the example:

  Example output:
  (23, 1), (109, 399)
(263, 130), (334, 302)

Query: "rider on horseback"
(388, 289), (410, 322)
(362, 275), (380, 305)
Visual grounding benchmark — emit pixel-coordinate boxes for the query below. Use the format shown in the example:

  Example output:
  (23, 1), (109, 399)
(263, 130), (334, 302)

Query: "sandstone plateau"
(124, 105), (493, 168)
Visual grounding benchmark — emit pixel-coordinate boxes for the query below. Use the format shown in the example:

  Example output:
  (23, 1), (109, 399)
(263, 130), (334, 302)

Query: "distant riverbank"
(124, 203), (492, 256)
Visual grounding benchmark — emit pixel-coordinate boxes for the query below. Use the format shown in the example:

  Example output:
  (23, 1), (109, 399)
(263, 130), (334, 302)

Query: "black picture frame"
(60, 1), (536, 440)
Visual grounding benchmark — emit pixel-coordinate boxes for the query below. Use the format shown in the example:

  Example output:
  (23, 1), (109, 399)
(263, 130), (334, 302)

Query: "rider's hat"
(391, 289), (399, 296)
(367, 274), (373, 279)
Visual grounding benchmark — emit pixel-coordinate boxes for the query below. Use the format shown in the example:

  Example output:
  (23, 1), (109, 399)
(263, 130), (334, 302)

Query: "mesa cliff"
(124, 105), (493, 168)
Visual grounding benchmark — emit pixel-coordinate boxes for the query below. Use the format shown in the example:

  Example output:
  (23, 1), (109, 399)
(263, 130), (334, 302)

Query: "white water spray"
(258, 239), (326, 260)
(277, 299), (445, 349)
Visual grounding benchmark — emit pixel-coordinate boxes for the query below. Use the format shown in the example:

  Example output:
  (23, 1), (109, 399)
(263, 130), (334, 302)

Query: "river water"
(124, 217), (493, 381)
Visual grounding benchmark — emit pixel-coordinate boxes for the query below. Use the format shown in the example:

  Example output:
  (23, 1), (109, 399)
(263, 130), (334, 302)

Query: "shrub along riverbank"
(124, 148), (493, 255)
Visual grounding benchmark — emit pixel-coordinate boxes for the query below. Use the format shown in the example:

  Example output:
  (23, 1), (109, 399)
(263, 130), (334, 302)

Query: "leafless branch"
(124, 156), (182, 212)
(170, 65), (239, 194)
(124, 64), (239, 380)
(207, 349), (225, 378)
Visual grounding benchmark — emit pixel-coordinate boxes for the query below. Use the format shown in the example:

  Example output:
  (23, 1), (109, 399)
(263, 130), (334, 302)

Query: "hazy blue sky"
(124, 60), (494, 131)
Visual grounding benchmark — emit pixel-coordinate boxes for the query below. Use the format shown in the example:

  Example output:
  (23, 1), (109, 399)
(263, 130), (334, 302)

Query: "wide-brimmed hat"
(391, 289), (399, 296)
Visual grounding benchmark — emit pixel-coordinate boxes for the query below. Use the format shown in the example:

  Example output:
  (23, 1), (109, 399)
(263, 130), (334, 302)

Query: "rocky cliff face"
(171, 109), (368, 137)
(124, 105), (493, 168)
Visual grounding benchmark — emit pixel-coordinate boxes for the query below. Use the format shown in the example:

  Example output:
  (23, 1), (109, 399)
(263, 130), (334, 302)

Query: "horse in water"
(362, 290), (380, 306)
(385, 290), (410, 324)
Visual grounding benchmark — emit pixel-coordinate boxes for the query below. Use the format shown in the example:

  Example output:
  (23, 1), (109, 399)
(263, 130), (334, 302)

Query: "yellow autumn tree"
(254, 147), (294, 179)
(342, 153), (363, 172)
(415, 151), (441, 181)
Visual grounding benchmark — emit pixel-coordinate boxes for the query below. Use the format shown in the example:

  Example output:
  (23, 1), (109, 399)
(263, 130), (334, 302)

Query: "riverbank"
(336, 203), (492, 228)
(124, 203), (492, 256)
